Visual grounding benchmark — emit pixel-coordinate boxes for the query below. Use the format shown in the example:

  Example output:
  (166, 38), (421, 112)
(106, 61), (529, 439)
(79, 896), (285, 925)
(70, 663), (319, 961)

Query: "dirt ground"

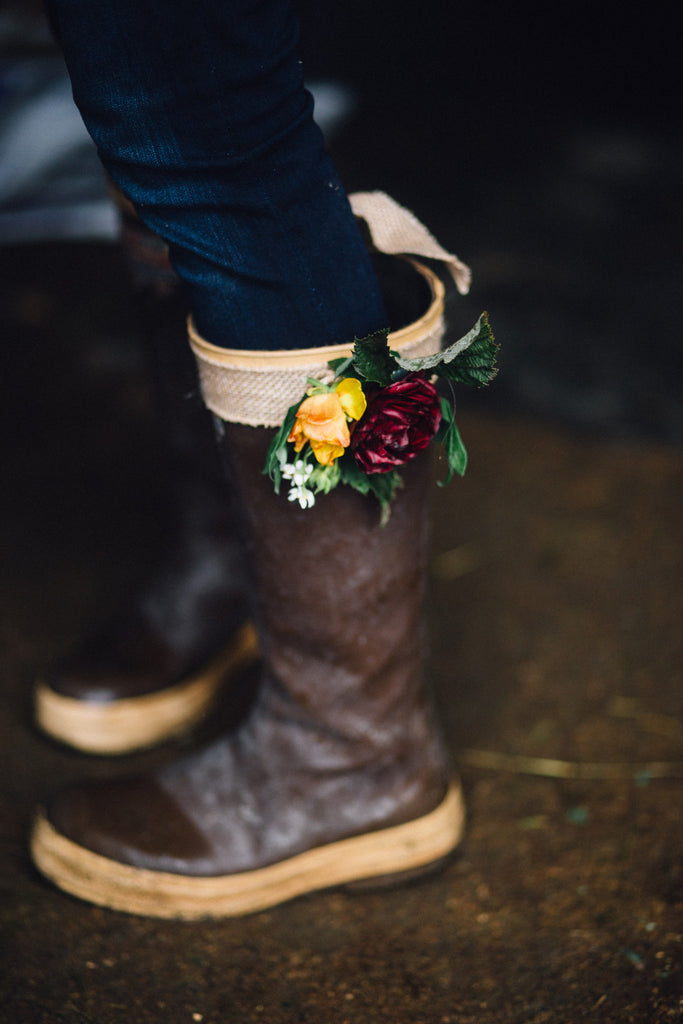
(1, 241), (681, 1023)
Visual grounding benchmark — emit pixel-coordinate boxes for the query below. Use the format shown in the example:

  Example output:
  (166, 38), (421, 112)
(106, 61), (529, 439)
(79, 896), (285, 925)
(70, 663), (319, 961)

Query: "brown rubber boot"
(31, 194), (473, 917)
(34, 486), (257, 755)
(35, 212), (256, 755)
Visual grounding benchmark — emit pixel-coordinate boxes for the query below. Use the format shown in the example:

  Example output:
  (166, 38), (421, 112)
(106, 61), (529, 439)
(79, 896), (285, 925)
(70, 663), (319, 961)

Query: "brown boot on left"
(35, 212), (257, 755)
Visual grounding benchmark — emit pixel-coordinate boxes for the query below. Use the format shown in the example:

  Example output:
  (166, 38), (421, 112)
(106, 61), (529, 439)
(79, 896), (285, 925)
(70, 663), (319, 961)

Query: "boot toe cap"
(45, 776), (214, 873)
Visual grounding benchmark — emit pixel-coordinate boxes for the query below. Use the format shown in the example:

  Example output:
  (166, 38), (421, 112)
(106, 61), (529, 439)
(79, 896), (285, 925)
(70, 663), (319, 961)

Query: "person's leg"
(44, 0), (387, 350)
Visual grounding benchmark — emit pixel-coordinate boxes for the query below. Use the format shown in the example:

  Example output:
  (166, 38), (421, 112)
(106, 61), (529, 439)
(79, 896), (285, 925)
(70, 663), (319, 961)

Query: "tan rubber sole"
(31, 782), (465, 919)
(34, 622), (258, 755)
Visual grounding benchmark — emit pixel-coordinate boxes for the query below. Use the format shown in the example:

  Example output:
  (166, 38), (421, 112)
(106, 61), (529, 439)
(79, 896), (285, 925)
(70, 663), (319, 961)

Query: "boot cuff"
(188, 258), (444, 428)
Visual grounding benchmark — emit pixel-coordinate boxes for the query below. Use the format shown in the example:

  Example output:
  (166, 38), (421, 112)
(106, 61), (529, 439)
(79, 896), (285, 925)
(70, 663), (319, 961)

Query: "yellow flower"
(335, 377), (367, 421)
(288, 392), (350, 465)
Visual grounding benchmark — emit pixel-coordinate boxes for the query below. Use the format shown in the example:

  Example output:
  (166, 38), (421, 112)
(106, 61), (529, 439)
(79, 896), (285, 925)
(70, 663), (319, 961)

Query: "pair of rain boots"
(31, 194), (470, 918)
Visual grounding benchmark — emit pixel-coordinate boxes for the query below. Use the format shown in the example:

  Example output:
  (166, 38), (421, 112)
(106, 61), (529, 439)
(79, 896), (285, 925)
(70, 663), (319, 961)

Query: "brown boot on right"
(31, 198), (470, 916)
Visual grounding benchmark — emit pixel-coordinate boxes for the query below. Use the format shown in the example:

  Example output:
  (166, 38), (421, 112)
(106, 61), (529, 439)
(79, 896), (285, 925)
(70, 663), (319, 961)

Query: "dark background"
(297, 0), (682, 443)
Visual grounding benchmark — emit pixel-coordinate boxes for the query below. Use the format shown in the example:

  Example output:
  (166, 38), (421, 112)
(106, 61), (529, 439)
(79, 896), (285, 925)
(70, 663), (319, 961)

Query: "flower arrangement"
(264, 312), (498, 521)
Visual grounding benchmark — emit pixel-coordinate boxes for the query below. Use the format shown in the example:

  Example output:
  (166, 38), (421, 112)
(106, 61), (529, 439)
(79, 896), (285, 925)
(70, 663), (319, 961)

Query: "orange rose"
(288, 392), (350, 465)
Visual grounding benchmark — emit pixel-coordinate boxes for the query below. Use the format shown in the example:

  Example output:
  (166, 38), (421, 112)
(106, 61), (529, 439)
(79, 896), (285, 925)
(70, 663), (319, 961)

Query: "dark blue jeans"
(45, 0), (387, 350)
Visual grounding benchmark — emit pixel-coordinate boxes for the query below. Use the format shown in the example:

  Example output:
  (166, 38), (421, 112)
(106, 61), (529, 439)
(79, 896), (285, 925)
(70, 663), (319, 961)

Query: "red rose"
(351, 373), (442, 474)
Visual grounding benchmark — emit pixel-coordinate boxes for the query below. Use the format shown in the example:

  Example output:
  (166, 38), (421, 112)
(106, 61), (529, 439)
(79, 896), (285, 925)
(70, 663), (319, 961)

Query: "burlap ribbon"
(188, 192), (471, 427)
(350, 192), (471, 296)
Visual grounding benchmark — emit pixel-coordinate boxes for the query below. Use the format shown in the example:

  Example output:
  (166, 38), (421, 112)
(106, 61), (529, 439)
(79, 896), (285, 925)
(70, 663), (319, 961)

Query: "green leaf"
(338, 456), (373, 494)
(327, 355), (354, 378)
(350, 328), (399, 386)
(263, 403), (298, 492)
(305, 377), (332, 394)
(435, 398), (467, 485)
(338, 457), (402, 524)
(309, 460), (341, 494)
(394, 312), (498, 388)
(366, 470), (403, 525)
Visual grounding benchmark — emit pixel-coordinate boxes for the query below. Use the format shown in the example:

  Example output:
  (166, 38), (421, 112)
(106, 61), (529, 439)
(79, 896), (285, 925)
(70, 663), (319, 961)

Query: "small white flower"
(279, 453), (315, 509)
(287, 484), (316, 509)
(282, 458), (313, 487)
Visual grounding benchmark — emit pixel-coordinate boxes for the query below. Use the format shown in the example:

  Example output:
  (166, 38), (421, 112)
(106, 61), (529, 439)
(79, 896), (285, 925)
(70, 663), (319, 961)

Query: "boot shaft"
(222, 423), (437, 759)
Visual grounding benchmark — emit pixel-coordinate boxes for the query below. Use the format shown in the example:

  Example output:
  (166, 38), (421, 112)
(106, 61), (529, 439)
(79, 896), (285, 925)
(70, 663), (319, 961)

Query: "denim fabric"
(45, 0), (387, 350)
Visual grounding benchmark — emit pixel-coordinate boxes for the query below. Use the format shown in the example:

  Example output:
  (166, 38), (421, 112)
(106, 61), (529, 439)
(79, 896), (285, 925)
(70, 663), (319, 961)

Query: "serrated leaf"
(394, 312), (498, 388)
(350, 328), (398, 386)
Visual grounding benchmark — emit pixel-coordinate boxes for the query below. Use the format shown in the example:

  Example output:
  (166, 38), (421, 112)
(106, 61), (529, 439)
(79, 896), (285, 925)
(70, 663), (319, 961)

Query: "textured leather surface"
(48, 428), (451, 876)
(46, 490), (249, 702)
